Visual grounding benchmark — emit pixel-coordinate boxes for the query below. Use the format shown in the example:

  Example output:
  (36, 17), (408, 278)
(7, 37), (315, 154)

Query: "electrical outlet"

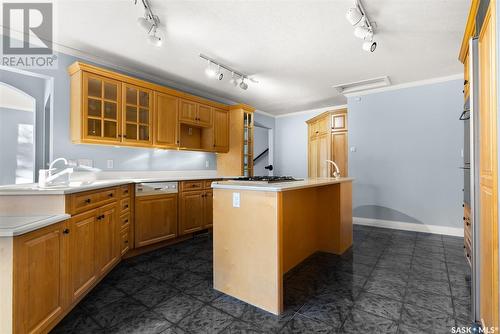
(188, 127), (193, 135)
(68, 159), (77, 167)
(232, 192), (240, 208)
(77, 159), (93, 168)
(205, 160), (210, 168)
(107, 160), (114, 169)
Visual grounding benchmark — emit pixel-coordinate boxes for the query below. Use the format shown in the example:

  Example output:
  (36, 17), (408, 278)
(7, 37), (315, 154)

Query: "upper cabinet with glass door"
(82, 73), (122, 143)
(123, 84), (152, 145)
(69, 62), (232, 152)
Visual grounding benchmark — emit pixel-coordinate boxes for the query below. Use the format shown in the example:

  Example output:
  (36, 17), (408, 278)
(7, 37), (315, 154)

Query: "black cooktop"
(234, 176), (303, 183)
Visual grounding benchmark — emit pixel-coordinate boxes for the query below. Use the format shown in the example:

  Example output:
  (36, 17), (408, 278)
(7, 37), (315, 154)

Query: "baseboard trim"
(353, 217), (464, 237)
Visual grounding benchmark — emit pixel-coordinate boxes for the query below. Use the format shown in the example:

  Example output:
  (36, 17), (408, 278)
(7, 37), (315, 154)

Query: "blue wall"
(347, 80), (464, 227)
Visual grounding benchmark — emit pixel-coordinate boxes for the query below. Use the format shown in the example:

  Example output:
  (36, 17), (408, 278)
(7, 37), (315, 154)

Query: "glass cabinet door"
(83, 73), (121, 141)
(123, 84), (152, 144)
(242, 112), (254, 176)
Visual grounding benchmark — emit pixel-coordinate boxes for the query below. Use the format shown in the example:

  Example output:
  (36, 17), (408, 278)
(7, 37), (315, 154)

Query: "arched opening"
(0, 82), (36, 185)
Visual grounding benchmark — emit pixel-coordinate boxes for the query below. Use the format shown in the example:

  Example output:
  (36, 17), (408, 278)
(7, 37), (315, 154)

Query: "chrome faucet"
(325, 160), (341, 179)
(38, 158), (74, 188)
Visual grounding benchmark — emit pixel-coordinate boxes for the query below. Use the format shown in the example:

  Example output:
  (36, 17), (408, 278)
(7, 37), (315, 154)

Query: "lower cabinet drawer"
(120, 198), (131, 213)
(120, 212), (131, 229)
(120, 227), (130, 256)
(181, 181), (204, 191)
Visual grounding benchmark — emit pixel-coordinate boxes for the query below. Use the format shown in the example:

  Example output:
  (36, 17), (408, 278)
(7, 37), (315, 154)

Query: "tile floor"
(51, 225), (472, 333)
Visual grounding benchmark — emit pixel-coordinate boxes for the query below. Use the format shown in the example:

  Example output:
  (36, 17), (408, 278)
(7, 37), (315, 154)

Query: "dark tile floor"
(51, 225), (472, 333)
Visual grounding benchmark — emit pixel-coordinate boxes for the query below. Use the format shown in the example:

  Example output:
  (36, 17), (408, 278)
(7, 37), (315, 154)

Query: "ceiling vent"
(333, 76), (391, 94)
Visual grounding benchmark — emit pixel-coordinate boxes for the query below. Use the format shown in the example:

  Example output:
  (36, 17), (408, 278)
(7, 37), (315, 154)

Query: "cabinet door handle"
(108, 193), (114, 197)
(63, 228), (70, 234)
(85, 198), (91, 204)
(124, 240), (129, 244)
(124, 219), (129, 223)
(124, 204), (129, 209)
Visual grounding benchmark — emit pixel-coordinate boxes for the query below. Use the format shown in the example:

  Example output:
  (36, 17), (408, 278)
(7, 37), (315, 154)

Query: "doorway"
(253, 124), (273, 176)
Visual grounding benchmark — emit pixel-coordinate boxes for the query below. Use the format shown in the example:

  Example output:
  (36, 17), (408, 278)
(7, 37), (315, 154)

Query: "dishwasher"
(134, 182), (179, 248)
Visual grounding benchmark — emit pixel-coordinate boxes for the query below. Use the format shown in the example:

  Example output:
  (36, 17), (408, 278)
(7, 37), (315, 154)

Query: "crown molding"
(274, 104), (348, 119)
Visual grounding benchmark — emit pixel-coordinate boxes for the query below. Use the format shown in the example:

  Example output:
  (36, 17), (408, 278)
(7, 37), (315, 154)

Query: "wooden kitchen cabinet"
(68, 210), (97, 303)
(332, 131), (348, 177)
(154, 92), (178, 148)
(179, 181), (215, 234)
(213, 108), (230, 152)
(204, 190), (213, 228)
(70, 62), (231, 153)
(179, 190), (205, 235)
(179, 99), (213, 127)
(81, 72), (122, 143)
(13, 221), (69, 334)
(123, 84), (153, 145)
(307, 109), (348, 177)
(135, 194), (178, 247)
(95, 203), (120, 276)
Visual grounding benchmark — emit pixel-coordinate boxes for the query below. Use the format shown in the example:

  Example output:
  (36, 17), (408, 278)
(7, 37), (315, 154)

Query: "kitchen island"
(211, 177), (353, 315)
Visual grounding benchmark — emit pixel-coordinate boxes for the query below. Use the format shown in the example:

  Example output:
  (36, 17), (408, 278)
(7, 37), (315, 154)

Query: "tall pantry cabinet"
(306, 109), (348, 178)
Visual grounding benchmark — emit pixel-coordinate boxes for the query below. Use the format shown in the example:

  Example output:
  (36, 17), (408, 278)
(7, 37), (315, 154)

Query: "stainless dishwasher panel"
(135, 182), (178, 197)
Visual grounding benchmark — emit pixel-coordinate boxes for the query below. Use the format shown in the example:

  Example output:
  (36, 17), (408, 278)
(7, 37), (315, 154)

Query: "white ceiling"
(54, 0), (469, 115)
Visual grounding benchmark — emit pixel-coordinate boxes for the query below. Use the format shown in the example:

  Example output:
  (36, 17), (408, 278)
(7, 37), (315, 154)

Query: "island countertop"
(212, 177), (353, 192)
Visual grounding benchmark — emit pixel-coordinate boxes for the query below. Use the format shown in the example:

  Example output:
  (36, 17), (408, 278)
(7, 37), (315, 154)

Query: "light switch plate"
(232, 192), (240, 208)
(205, 160), (210, 168)
(350, 146), (357, 152)
(107, 160), (114, 169)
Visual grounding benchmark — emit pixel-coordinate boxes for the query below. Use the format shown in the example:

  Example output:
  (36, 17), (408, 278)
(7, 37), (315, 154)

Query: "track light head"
(354, 26), (373, 40)
(137, 16), (154, 32)
(346, 5), (363, 26)
(362, 40), (377, 52)
(239, 79), (248, 90)
(148, 33), (162, 47)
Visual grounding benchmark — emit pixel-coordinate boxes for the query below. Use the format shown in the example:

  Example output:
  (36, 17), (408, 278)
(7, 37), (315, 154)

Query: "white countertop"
(0, 214), (71, 237)
(0, 170), (230, 196)
(212, 177), (354, 192)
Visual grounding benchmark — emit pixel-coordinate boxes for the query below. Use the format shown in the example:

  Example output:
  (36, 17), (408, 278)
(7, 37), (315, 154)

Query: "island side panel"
(0, 237), (13, 334)
(213, 189), (282, 315)
(317, 181), (353, 254)
(280, 187), (322, 274)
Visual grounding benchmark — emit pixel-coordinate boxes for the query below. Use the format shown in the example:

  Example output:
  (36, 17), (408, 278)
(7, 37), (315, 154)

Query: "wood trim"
(459, 0), (480, 62)
(68, 62), (229, 110)
(229, 103), (255, 113)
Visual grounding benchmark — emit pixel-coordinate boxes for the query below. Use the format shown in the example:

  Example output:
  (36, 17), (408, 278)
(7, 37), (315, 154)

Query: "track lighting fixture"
(199, 54), (258, 91)
(239, 78), (248, 90)
(345, 6), (363, 26)
(362, 40), (377, 52)
(345, 0), (377, 52)
(134, 0), (163, 47)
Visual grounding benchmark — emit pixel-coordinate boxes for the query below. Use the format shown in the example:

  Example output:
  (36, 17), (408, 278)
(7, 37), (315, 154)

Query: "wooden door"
(68, 210), (97, 303)
(123, 84), (153, 145)
(154, 92), (178, 148)
(332, 131), (348, 177)
(479, 2), (499, 329)
(13, 222), (68, 334)
(213, 108), (229, 152)
(198, 104), (212, 127)
(317, 133), (331, 177)
(82, 72), (121, 142)
(204, 190), (213, 228)
(95, 203), (119, 276)
(179, 99), (197, 124)
(308, 138), (318, 178)
(180, 191), (204, 235)
(135, 194), (178, 247)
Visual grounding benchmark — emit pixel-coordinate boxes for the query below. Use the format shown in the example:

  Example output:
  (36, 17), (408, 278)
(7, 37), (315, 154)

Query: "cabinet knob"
(124, 204), (129, 209)
(124, 240), (128, 244)
(63, 228), (70, 234)
(85, 198), (91, 204)
(108, 193), (114, 197)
